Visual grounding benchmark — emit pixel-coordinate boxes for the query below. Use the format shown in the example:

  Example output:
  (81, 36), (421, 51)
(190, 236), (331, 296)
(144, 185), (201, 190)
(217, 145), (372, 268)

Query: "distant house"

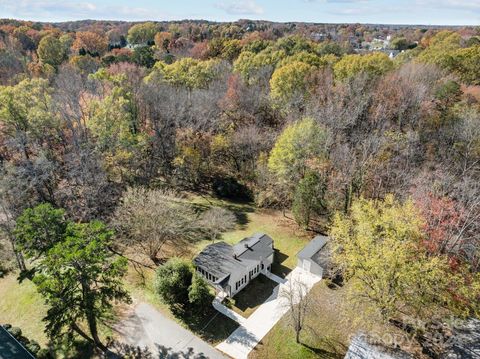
(193, 233), (275, 297)
(297, 235), (330, 277)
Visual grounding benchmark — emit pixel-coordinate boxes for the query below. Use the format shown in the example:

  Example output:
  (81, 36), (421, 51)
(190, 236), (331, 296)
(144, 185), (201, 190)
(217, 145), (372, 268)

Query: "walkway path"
(215, 267), (321, 359)
(118, 302), (227, 359)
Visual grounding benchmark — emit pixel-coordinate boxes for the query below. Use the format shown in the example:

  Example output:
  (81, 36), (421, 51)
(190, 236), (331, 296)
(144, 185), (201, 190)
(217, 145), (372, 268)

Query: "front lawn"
(250, 280), (417, 359)
(225, 274), (277, 318)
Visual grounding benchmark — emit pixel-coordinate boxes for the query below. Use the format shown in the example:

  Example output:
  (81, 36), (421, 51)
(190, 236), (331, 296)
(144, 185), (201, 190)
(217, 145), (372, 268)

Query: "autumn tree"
(112, 188), (204, 264)
(333, 52), (394, 80)
(270, 61), (315, 103)
(72, 31), (108, 57)
(37, 35), (67, 67)
(268, 117), (330, 185)
(199, 207), (237, 242)
(127, 22), (157, 45)
(330, 195), (479, 323)
(280, 278), (312, 344)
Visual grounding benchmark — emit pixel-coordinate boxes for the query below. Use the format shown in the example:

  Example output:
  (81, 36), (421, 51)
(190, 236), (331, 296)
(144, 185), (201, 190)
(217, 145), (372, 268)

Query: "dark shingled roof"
(193, 233), (274, 281)
(0, 326), (35, 359)
(193, 242), (245, 280)
(234, 233), (274, 260)
(297, 235), (328, 260)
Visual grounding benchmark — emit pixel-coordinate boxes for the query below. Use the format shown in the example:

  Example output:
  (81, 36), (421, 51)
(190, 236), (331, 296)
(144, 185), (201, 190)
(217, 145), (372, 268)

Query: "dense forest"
(0, 18), (479, 358)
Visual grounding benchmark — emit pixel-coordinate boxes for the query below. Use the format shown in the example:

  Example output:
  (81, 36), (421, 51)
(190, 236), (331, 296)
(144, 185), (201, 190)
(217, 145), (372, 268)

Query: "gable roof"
(193, 233), (274, 281)
(297, 235), (328, 260)
(234, 233), (274, 260)
(193, 242), (244, 280)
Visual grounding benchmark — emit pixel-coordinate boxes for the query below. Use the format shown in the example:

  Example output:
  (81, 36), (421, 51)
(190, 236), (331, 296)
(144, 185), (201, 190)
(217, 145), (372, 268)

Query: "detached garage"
(297, 235), (330, 277)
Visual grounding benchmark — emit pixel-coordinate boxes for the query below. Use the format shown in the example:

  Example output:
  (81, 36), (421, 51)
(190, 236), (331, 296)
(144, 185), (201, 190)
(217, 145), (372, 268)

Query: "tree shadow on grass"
(301, 342), (344, 359)
(174, 307), (239, 345)
(227, 274), (277, 316)
(271, 249), (292, 278)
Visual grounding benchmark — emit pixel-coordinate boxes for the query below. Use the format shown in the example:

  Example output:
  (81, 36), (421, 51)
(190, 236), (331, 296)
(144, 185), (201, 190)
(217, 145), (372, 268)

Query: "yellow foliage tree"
(330, 195), (480, 323)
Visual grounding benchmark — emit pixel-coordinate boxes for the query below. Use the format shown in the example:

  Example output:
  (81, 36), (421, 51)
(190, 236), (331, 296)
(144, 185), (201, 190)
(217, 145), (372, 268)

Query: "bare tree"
(200, 207), (236, 242)
(280, 278), (312, 344)
(112, 187), (204, 264)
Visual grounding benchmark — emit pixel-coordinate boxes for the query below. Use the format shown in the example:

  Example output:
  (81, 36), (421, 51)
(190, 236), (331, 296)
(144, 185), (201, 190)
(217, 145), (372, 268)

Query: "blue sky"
(0, 0), (479, 25)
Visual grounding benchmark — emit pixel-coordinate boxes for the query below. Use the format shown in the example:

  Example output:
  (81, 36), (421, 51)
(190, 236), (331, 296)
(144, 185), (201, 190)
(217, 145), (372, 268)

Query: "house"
(297, 235), (330, 277)
(193, 233), (275, 297)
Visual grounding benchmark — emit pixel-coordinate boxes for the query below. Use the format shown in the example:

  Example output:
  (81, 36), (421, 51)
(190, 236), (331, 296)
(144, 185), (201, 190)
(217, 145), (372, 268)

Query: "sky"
(0, 0), (479, 25)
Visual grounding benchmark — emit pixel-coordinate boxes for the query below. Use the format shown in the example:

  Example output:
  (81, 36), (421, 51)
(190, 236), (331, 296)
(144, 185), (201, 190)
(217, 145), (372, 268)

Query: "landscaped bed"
(224, 274), (278, 318)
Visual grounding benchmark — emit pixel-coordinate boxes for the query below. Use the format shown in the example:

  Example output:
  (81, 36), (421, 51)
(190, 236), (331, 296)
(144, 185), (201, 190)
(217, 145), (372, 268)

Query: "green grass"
(250, 280), (407, 359)
(190, 195), (311, 276)
(225, 274), (277, 318)
(0, 274), (48, 346)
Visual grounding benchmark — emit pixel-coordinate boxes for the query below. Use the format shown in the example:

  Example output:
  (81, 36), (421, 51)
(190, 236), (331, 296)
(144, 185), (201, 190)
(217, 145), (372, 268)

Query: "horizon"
(1, 0), (479, 26)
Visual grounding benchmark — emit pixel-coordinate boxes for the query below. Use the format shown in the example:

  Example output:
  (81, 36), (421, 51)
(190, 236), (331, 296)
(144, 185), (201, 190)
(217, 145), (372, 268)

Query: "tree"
(154, 258), (193, 311)
(72, 31), (108, 57)
(148, 58), (221, 89)
(154, 31), (172, 52)
(33, 220), (130, 351)
(333, 52), (394, 80)
(37, 35), (66, 67)
(268, 118), (330, 184)
(14, 203), (67, 259)
(418, 30), (461, 67)
(270, 61), (315, 103)
(127, 22), (157, 45)
(132, 45), (155, 68)
(330, 195), (479, 323)
(200, 207), (237, 242)
(446, 46), (480, 85)
(292, 171), (327, 229)
(188, 273), (213, 311)
(112, 188), (204, 264)
(280, 278), (311, 344)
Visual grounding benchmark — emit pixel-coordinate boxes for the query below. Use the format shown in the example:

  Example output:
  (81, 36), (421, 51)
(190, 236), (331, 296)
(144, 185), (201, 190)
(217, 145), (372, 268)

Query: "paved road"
(216, 267), (321, 359)
(117, 302), (227, 359)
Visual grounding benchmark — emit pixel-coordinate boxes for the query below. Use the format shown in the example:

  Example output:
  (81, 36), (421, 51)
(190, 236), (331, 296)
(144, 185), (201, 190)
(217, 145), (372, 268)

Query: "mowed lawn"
(191, 195), (312, 275)
(0, 274), (48, 346)
(250, 280), (412, 359)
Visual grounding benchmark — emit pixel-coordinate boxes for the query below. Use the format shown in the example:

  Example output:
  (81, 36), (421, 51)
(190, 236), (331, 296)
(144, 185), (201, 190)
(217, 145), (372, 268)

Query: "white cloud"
(416, 0), (480, 11)
(216, 0), (264, 15)
(0, 0), (170, 21)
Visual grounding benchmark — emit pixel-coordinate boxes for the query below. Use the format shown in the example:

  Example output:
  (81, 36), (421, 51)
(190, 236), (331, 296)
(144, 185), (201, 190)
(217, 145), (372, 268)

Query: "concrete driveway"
(117, 302), (227, 359)
(216, 267), (321, 359)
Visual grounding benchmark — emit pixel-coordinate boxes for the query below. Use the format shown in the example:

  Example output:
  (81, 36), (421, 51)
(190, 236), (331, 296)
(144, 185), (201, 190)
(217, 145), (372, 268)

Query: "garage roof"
(297, 235), (328, 260)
